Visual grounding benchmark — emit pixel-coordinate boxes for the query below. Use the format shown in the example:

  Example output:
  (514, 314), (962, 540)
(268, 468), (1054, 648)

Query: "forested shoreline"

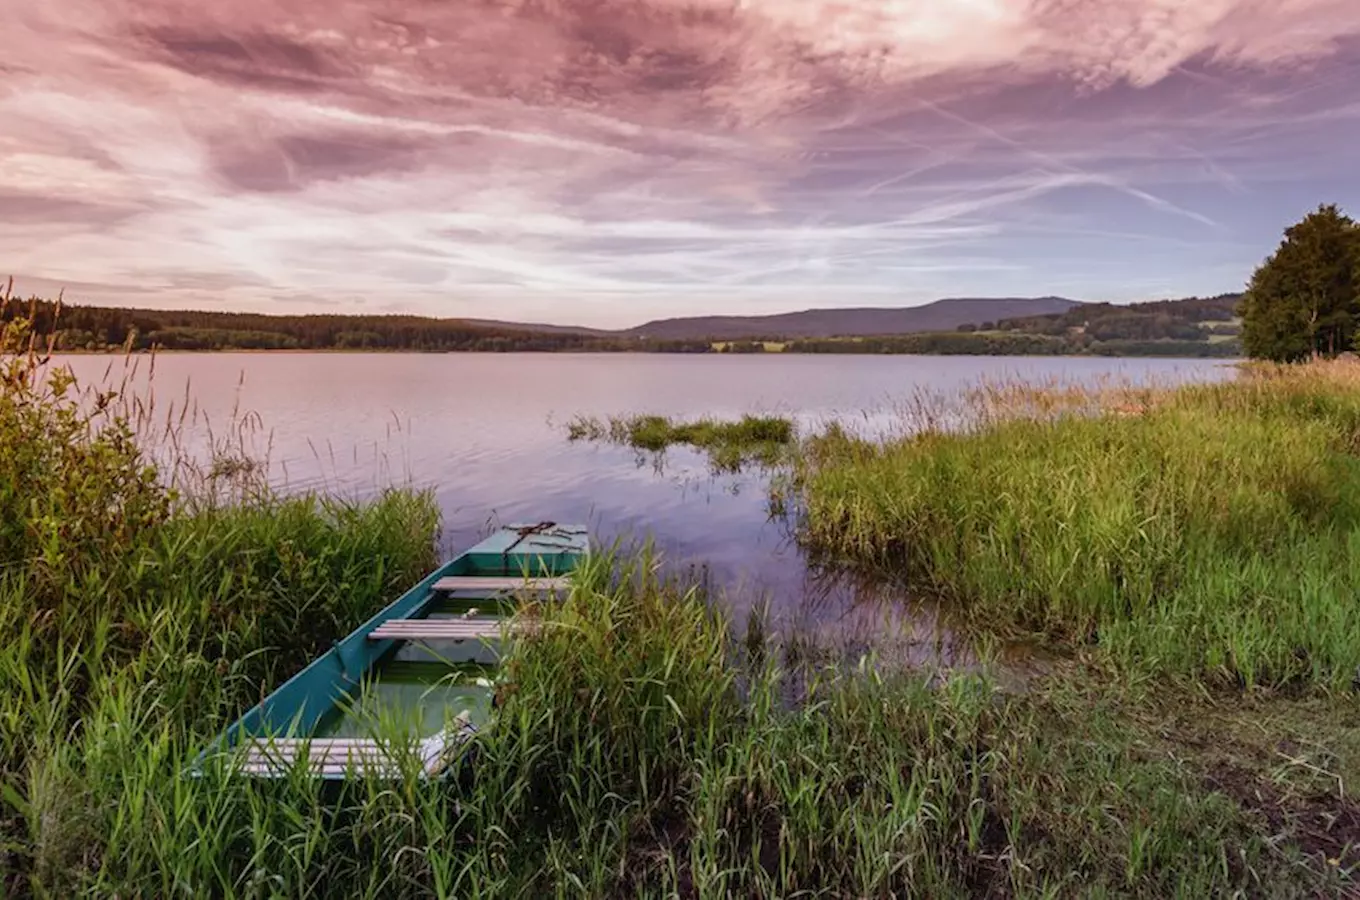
(2, 298), (714, 353)
(3, 293), (1244, 357)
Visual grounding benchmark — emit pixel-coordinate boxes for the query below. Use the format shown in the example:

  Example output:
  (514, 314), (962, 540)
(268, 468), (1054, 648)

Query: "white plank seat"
(368, 618), (523, 642)
(239, 721), (476, 777)
(430, 575), (570, 594)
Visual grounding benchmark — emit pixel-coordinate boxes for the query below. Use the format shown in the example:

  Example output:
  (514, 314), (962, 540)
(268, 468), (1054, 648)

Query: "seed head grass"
(793, 360), (1360, 689)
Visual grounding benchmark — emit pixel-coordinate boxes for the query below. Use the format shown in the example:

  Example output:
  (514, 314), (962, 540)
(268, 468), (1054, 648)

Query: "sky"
(3, 0), (1359, 328)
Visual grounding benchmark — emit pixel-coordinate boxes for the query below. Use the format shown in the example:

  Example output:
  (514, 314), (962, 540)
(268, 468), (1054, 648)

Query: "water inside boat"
(311, 661), (497, 740)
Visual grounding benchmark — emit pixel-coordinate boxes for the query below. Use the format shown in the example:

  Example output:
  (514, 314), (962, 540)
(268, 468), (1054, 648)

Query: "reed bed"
(793, 361), (1360, 689)
(9, 534), (1321, 896)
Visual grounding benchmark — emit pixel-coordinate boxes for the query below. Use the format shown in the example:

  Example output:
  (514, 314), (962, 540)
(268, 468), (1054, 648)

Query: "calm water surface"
(59, 353), (1235, 650)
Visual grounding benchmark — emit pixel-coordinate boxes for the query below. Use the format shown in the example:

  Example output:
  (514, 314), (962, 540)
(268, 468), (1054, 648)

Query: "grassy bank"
(779, 362), (1360, 891)
(9, 524), (1352, 897)
(792, 361), (1360, 690)
(0, 317), (444, 894)
(10, 541), (1354, 896)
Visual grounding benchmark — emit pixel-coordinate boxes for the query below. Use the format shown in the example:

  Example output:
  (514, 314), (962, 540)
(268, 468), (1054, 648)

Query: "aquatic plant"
(11, 535), (1354, 896)
(566, 412), (795, 472)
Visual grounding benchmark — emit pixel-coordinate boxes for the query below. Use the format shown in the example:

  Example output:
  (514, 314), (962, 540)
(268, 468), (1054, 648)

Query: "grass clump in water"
(792, 361), (1360, 689)
(567, 413), (794, 472)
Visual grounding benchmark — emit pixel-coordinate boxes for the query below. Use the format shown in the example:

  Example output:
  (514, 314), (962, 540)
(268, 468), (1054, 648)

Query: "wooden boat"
(203, 522), (589, 780)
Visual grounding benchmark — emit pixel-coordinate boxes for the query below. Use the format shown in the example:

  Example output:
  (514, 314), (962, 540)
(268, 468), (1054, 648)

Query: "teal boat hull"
(202, 523), (588, 779)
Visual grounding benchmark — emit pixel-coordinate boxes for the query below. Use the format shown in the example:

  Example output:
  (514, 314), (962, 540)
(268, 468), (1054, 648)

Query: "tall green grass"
(1, 302), (1351, 896)
(793, 362), (1360, 688)
(6, 543), (1309, 898)
(0, 305), (438, 892)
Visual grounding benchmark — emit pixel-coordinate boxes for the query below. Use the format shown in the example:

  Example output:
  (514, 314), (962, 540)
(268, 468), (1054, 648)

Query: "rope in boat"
(500, 521), (557, 572)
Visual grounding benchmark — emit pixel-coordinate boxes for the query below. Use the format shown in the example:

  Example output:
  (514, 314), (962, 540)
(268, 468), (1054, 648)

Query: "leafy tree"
(1240, 204), (1360, 362)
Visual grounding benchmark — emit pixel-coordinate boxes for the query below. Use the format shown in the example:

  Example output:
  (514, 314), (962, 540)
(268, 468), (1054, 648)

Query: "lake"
(57, 353), (1235, 648)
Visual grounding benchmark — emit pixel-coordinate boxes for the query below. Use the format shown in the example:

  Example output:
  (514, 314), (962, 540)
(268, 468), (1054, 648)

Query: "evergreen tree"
(1240, 204), (1360, 362)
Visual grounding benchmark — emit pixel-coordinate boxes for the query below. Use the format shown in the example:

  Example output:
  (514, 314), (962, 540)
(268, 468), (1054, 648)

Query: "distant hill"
(779, 293), (1243, 359)
(994, 293), (1242, 339)
(624, 297), (1084, 340)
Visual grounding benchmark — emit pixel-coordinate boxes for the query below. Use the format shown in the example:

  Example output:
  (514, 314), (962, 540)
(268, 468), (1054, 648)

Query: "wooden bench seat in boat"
(430, 575), (569, 594)
(368, 619), (525, 641)
(239, 729), (473, 778)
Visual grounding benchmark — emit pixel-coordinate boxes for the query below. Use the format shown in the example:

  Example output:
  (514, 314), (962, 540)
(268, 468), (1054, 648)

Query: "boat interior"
(209, 523), (588, 779)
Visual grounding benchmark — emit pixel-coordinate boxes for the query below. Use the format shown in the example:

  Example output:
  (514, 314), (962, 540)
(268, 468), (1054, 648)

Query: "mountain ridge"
(467, 296), (1087, 340)
(621, 296), (1083, 340)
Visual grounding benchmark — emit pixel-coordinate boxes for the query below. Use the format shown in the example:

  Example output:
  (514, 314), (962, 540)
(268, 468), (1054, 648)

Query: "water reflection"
(622, 450), (1062, 683)
(719, 562), (1066, 700)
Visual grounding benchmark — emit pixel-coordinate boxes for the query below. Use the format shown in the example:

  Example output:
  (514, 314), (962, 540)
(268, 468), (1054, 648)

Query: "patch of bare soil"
(1205, 760), (1359, 880)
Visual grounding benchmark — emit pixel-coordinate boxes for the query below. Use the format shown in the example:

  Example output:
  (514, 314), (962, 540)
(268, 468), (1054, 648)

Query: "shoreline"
(46, 347), (1246, 360)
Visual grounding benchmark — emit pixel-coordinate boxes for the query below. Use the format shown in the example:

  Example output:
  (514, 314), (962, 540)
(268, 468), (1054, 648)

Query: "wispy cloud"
(2, 0), (1358, 325)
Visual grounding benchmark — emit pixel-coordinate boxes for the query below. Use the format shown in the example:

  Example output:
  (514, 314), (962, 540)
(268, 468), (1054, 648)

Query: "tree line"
(0, 299), (713, 354)
(784, 332), (1239, 358)
(0, 291), (1259, 359)
(986, 294), (1241, 344)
